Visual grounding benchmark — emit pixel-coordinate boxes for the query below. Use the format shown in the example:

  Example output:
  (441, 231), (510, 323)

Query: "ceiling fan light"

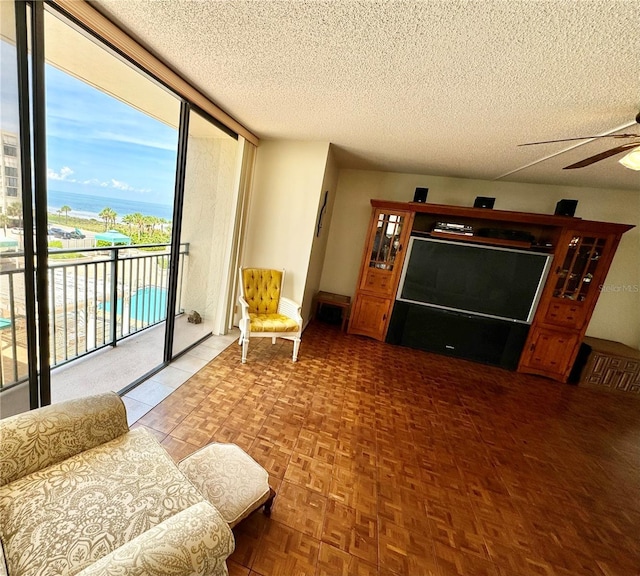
(618, 146), (640, 170)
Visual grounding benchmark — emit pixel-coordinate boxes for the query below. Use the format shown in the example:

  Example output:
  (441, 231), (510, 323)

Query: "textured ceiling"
(90, 0), (640, 192)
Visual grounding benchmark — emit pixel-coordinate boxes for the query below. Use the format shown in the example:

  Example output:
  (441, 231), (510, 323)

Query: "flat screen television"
(397, 237), (552, 324)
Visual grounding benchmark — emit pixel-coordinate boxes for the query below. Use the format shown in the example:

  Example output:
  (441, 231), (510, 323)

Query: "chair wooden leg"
(241, 338), (249, 363)
(263, 487), (276, 516)
(292, 337), (301, 362)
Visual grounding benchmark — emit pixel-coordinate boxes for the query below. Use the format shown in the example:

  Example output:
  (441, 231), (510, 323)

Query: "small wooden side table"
(313, 291), (351, 332)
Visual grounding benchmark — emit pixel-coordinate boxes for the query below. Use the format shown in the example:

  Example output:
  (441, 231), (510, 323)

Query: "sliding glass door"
(171, 108), (240, 356)
(1, 2), (249, 416)
(42, 7), (181, 402)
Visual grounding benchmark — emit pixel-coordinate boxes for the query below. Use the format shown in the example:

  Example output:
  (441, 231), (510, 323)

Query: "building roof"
(94, 230), (131, 245)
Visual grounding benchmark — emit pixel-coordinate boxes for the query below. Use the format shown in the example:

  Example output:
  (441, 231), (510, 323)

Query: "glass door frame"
(9, 1), (249, 408)
(163, 102), (189, 362)
(13, 0), (45, 409)
(163, 101), (241, 362)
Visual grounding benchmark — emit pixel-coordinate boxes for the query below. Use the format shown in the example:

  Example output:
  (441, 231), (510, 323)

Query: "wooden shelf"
(373, 199), (635, 234)
(352, 200), (634, 383)
(429, 230), (533, 249)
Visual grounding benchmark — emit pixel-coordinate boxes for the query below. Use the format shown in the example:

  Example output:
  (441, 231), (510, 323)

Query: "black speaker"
(473, 196), (495, 209)
(555, 199), (578, 217)
(413, 187), (428, 203)
(568, 342), (592, 384)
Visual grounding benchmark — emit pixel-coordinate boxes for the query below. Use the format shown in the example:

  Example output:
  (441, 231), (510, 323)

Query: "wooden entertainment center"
(347, 200), (634, 382)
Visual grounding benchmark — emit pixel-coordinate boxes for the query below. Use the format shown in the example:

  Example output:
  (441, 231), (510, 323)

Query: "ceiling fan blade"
(563, 143), (640, 169)
(519, 134), (639, 146)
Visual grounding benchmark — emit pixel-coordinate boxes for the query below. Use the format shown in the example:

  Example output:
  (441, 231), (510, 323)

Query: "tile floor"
(121, 329), (239, 425)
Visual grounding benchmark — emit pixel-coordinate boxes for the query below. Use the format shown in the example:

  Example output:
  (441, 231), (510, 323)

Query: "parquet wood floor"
(133, 322), (640, 576)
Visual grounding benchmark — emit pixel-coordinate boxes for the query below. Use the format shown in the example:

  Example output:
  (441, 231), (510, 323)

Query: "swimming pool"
(100, 286), (168, 324)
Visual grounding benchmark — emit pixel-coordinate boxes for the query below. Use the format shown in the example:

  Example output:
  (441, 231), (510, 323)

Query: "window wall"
(43, 7), (182, 403)
(0, 1), (255, 416)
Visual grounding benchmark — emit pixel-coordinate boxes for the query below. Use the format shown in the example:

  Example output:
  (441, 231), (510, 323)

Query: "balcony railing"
(0, 242), (188, 391)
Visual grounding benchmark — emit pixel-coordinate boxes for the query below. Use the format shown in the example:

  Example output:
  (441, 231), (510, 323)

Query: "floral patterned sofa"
(0, 393), (234, 576)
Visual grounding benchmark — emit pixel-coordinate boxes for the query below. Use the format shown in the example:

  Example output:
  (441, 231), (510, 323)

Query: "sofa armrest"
(74, 502), (234, 576)
(0, 392), (129, 486)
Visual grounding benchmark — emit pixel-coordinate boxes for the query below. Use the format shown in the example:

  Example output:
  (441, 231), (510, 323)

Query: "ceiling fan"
(519, 111), (640, 170)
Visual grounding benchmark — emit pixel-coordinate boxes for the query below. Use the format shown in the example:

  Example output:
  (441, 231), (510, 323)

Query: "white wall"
(320, 169), (640, 349)
(242, 140), (330, 313)
(181, 134), (238, 333)
(301, 146), (340, 325)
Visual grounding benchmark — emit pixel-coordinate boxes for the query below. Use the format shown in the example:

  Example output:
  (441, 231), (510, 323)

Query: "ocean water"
(48, 189), (173, 222)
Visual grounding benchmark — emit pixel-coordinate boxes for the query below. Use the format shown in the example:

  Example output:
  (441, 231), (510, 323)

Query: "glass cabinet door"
(368, 212), (406, 272)
(553, 235), (606, 302)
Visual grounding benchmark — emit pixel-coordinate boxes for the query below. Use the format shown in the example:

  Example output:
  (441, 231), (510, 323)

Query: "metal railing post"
(110, 246), (119, 347)
(1, 242), (185, 391)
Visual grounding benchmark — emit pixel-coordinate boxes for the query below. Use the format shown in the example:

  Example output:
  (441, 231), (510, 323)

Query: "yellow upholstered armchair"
(238, 267), (303, 363)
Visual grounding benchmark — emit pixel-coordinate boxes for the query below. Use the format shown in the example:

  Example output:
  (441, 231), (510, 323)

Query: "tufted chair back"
(241, 268), (283, 315)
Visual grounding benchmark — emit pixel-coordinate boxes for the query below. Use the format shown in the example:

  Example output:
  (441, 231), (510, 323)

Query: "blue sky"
(1, 39), (179, 207)
(45, 66), (179, 206)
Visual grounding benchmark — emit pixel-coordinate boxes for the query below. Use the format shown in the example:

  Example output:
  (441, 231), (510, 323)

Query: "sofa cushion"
(0, 392), (129, 486)
(0, 428), (204, 576)
(248, 313), (299, 332)
(178, 443), (271, 528)
(74, 502), (233, 576)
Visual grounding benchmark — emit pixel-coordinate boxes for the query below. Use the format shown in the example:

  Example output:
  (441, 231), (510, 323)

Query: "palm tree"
(143, 215), (158, 234)
(0, 213), (8, 235)
(98, 208), (110, 230)
(157, 217), (169, 233)
(60, 205), (71, 223)
(130, 212), (145, 241)
(6, 202), (22, 227)
(122, 213), (135, 236)
(98, 207), (117, 231)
